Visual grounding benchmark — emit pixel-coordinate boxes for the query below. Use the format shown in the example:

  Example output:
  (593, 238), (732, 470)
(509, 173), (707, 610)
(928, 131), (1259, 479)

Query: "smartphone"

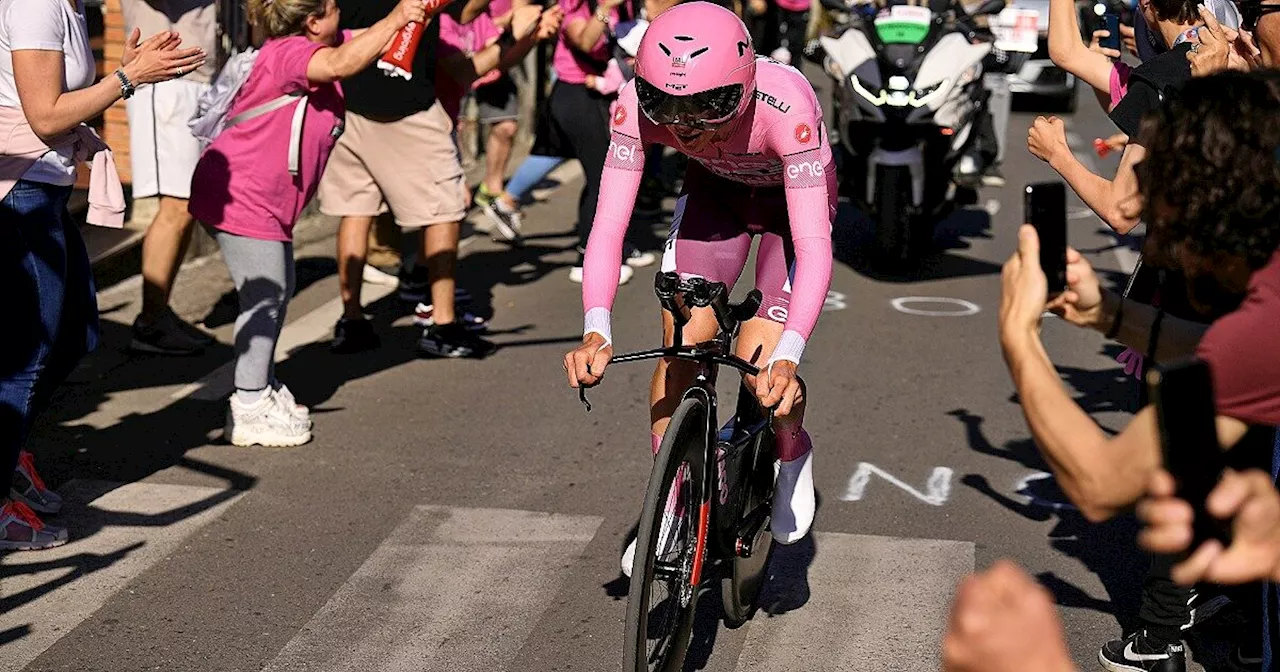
(1024, 182), (1067, 294)
(1148, 358), (1232, 548)
(1100, 13), (1121, 51)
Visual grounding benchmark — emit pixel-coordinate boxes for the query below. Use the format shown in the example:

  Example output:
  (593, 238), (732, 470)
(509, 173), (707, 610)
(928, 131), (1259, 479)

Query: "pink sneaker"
(11, 450), (62, 515)
(0, 500), (68, 551)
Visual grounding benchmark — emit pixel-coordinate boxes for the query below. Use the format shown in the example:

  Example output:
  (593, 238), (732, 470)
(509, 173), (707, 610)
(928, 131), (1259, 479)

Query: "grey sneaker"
(131, 311), (205, 356)
(483, 199), (524, 245)
(0, 500), (68, 551)
(11, 450), (61, 515)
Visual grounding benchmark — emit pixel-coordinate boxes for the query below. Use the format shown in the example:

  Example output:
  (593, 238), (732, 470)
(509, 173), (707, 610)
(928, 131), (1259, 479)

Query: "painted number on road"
(824, 291), (847, 311)
(840, 462), (954, 506)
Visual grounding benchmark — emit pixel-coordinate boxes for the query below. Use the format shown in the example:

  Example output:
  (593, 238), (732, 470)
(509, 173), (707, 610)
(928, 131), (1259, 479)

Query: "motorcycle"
(806, 0), (1008, 268)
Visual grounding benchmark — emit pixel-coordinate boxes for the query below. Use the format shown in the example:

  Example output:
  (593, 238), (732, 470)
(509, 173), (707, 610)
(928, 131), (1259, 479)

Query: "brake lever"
(579, 386), (592, 412)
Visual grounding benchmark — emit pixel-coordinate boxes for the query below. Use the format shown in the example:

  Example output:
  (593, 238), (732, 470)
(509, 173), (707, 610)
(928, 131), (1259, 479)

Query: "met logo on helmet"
(786, 161), (824, 180)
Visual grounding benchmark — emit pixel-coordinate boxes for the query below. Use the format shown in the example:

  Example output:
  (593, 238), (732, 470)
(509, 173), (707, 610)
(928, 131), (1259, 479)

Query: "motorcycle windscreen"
(873, 5), (934, 44)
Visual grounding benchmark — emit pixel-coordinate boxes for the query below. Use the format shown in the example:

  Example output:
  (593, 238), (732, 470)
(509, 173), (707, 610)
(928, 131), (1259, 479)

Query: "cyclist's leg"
(735, 229), (815, 544)
(649, 167), (752, 452)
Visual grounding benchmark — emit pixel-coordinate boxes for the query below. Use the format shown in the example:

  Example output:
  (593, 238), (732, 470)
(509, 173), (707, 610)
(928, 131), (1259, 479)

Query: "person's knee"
(492, 120), (518, 141)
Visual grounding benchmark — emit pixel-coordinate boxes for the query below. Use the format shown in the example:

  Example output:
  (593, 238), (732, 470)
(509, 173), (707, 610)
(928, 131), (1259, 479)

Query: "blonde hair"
(247, 0), (329, 39)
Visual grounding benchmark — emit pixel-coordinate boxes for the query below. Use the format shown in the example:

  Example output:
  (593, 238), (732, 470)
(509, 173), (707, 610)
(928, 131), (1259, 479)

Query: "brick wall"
(102, 0), (133, 186)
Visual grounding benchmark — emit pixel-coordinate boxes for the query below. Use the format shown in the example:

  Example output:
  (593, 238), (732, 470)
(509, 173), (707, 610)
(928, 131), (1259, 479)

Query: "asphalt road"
(4, 66), (1211, 672)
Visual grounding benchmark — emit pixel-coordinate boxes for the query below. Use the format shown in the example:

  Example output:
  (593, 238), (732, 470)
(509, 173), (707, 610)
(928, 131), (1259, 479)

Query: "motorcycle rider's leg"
(983, 72), (1011, 186)
(735, 316), (815, 544)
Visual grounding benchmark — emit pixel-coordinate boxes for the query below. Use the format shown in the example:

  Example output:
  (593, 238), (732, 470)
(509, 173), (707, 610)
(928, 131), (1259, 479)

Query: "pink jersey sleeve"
(581, 82), (647, 344)
(763, 101), (834, 366)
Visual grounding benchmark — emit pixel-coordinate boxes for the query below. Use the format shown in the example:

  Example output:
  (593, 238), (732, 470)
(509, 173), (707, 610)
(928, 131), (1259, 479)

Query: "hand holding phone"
(1024, 182), (1067, 294)
(1100, 13), (1121, 51)
(1148, 358), (1232, 549)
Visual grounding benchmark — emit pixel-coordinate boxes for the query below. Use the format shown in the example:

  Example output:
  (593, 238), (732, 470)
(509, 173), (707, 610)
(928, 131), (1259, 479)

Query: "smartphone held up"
(1024, 182), (1067, 294)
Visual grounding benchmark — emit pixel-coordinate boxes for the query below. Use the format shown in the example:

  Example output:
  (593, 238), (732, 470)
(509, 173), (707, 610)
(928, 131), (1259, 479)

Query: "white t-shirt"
(0, 0), (97, 185)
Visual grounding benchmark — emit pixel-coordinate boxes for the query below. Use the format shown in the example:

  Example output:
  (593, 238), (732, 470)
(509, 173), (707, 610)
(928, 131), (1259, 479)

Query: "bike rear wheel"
(624, 396), (710, 672)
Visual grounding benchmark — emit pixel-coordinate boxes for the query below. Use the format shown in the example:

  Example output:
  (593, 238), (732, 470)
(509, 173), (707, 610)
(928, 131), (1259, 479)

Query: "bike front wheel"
(623, 396), (710, 672)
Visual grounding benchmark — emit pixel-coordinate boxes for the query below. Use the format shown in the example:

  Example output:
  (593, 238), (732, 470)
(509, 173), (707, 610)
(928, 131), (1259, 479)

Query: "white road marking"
(823, 290), (847, 311)
(734, 532), (974, 671)
(1013, 471), (1078, 512)
(840, 462), (954, 506)
(260, 505), (602, 672)
(0, 481), (243, 672)
(890, 296), (981, 317)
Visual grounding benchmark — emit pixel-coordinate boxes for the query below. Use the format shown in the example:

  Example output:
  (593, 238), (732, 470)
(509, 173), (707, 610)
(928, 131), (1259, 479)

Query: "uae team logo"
(795, 123), (812, 144)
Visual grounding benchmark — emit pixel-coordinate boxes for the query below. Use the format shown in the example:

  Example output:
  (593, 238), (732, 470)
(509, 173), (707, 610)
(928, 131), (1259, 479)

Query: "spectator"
(1029, 0), (1218, 235)
(121, 0), (220, 356)
(537, 0), (656, 285)
(187, 0), (427, 446)
(1002, 70), (1280, 671)
(942, 560), (1077, 672)
(0, 0), (203, 548)
(322, 0), (498, 358)
(442, 2), (562, 245)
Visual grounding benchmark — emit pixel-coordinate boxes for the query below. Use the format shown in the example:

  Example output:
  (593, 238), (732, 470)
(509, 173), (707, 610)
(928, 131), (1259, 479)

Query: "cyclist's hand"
(755, 360), (803, 418)
(565, 333), (613, 389)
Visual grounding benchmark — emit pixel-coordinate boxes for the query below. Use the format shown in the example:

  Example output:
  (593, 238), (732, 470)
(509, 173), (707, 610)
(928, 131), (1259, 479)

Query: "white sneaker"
(570, 264), (633, 285)
(771, 450), (814, 544)
(362, 264), (400, 287)
(622, 537), (637, 578)
(625, 248), (658, 268)
(226, 393), (312, 447)
(271, 383), (311, 426)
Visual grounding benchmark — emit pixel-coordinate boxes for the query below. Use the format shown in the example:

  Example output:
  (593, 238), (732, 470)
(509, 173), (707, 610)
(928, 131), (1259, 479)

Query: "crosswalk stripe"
(0, 480), (243, 672)
(732, 533), (974, 672)
(260, 505), (603, 672)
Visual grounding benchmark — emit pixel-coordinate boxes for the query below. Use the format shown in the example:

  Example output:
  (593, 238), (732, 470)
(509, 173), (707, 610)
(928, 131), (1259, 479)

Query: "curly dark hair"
(1135, 70), (1280, 271)
(1148, 0), (1200, 24)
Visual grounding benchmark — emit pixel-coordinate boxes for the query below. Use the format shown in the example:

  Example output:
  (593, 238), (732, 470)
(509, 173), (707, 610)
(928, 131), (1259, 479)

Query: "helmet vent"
(673, 35), (695, 41)
(658, 42), (671, 56)
(690, 46), (709, 59)
(737, 41), (748, 56)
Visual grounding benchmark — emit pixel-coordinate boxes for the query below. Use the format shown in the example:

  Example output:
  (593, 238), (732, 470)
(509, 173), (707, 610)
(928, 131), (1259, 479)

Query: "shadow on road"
(948, 408), (1145, 632)
(834, 201), (1006, 284)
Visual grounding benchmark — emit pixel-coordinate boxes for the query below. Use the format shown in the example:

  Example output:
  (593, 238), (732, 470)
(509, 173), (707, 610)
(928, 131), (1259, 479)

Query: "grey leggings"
(214, 231), (295, 392)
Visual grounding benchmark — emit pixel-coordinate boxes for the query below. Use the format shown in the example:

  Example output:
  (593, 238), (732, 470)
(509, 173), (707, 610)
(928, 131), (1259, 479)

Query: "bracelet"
(594, 8), (610, 23)
(114, 69), (136, 100)
(1104, 296), (1125, 340)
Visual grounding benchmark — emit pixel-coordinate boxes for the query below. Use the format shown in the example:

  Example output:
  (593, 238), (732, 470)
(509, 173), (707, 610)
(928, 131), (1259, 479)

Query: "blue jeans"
(0, 179), (99, 495)
(504, 154), (566, 203)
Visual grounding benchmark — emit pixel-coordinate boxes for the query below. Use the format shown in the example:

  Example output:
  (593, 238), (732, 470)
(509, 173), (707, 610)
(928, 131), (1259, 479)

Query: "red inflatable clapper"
(378, 0), (455, 80)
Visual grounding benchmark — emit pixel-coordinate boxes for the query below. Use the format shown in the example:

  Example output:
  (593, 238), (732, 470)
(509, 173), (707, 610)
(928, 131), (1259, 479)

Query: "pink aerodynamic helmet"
(633, 1), (757, 128)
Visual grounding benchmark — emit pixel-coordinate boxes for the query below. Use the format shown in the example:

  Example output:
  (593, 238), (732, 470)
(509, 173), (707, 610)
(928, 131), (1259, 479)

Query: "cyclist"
(562, 0), (835, 576)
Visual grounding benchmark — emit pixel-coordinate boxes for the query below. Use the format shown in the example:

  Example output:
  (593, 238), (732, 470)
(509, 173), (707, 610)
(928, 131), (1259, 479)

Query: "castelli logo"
(613, 106), (626, 126)
(795, 123), (812, 144)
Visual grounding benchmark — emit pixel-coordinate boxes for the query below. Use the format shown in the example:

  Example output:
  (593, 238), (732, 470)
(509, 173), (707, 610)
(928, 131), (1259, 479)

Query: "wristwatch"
(114, 69), (136, 100)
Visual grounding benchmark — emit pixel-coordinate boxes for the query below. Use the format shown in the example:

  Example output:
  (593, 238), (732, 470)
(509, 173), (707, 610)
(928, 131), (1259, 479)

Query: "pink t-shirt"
(775, 0), (810, 13)
(189, 33), (347, 242)
(552, 0), (618, 83)
(1108, 61), (1132, 110)
(437, 11), (504, 122)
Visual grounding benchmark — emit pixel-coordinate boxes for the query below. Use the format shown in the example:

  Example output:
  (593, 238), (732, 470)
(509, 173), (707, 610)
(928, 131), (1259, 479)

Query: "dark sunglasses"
(1240, 1), (1280, 31)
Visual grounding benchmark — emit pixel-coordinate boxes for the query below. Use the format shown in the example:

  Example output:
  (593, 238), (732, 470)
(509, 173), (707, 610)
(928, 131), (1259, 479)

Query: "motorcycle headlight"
(908, 80), (947, 107)
(850, 74), (887, 106)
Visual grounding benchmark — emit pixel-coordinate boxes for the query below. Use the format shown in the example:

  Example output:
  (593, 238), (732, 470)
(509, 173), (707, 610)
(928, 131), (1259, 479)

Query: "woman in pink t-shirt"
(187, 0), (426, 448)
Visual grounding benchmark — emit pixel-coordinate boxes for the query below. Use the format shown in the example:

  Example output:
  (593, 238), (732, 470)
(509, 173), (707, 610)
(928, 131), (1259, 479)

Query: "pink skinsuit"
(582, 58), (836, 366)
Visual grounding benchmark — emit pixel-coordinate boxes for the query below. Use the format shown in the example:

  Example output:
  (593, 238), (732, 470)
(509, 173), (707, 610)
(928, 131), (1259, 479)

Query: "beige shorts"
(318, 103), (468, 227)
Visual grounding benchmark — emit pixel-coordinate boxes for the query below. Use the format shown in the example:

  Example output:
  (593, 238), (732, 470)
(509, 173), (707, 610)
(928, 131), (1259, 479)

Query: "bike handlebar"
(577, 272), (764, 412)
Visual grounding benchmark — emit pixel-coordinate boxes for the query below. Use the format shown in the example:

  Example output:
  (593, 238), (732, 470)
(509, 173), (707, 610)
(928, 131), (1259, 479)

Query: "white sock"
(772, 450), (814, 544)
(236, 388), (267, 404)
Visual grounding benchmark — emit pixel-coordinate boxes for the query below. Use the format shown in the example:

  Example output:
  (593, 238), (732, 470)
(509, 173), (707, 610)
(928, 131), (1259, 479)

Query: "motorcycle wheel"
(873, 164), (914, 269)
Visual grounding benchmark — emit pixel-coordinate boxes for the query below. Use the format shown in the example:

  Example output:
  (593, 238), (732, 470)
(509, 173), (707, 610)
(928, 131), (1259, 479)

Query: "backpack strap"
(225, 91), (309, 176)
